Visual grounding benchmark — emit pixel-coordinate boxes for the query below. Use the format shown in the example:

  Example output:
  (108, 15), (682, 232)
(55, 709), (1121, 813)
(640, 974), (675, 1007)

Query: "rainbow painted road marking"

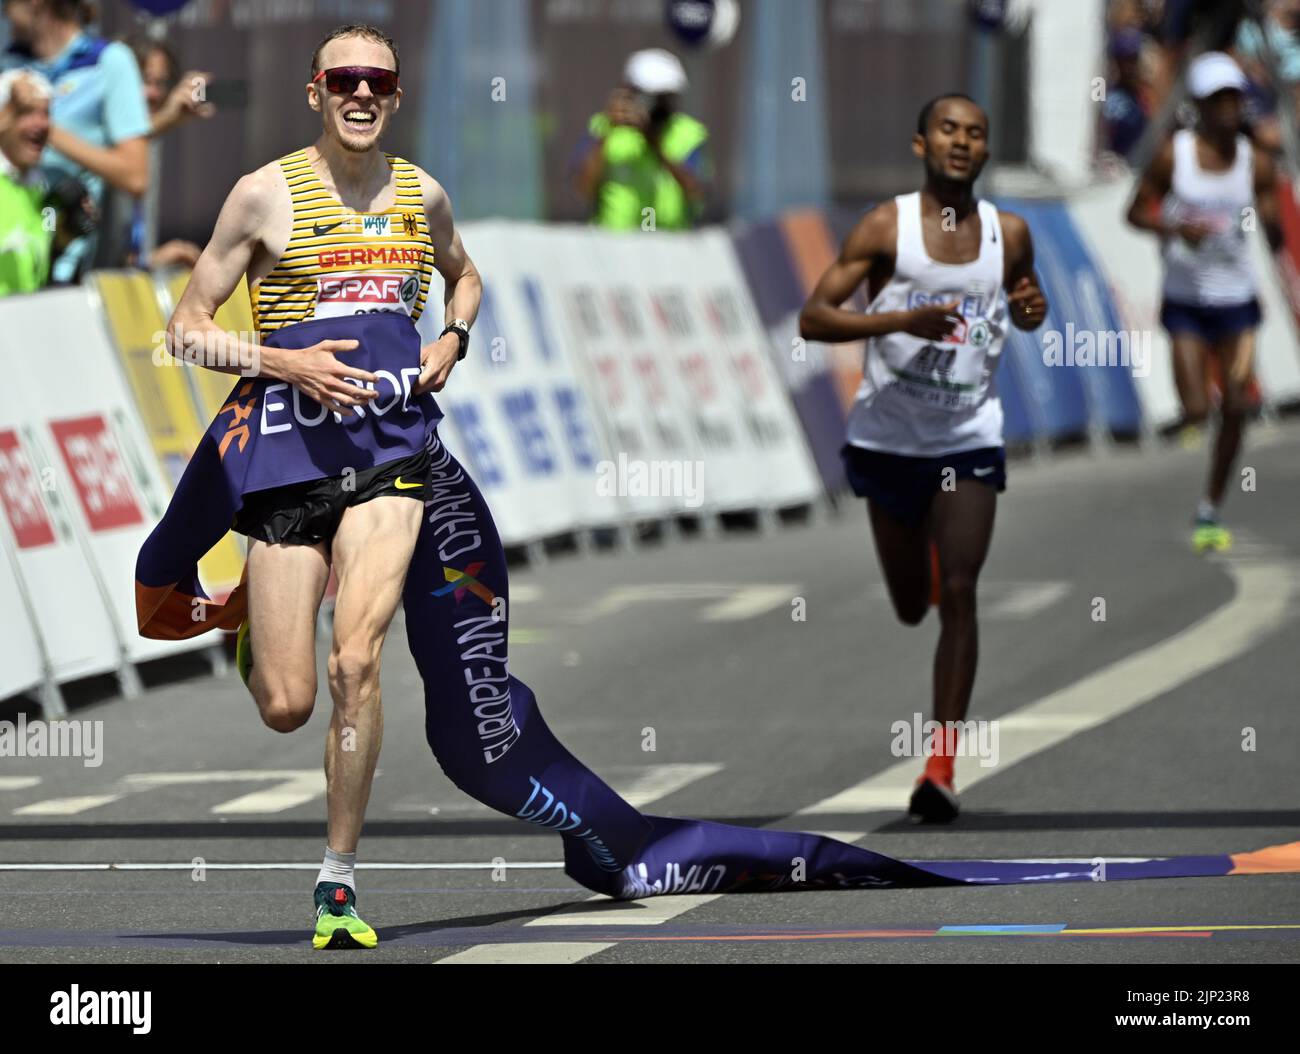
(615, 922), (1300, 943)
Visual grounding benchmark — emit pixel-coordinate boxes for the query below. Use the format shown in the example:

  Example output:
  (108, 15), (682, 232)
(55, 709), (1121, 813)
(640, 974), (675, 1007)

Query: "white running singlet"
(1161, 129), (1256, 307)
(845, 191), (1008, 457)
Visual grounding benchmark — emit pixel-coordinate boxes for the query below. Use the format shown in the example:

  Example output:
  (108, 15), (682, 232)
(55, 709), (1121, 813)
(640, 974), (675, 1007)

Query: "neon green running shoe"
(1192, 520), (1233, 554)
(313, 882), (378, 950)
(235, 619), (253, 688)
(1178, 424), (1204, 450)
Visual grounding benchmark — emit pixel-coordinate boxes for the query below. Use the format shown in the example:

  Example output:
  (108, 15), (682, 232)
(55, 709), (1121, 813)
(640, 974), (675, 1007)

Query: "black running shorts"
(232, 446), (431, 546)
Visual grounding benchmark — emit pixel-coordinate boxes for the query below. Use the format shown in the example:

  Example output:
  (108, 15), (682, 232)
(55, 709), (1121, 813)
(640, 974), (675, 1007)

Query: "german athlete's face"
(308, 37), (402, 153)
(914, 99), (989, 185)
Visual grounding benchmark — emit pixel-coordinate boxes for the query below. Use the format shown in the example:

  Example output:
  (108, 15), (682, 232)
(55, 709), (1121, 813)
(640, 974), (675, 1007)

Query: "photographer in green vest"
(573, 48), (711, 231)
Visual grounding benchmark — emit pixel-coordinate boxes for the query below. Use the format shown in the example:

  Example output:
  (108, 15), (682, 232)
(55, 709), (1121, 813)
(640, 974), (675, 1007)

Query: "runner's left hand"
(413, 332), (460, 394)
(1008, 277), (1046, 330)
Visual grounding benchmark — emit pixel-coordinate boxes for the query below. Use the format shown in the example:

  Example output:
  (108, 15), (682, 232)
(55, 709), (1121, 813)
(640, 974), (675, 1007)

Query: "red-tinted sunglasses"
(312, 66), (399, 96)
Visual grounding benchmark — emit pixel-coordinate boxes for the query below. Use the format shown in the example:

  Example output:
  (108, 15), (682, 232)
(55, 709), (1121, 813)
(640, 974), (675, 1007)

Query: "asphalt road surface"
(3, 422), (1299, 964)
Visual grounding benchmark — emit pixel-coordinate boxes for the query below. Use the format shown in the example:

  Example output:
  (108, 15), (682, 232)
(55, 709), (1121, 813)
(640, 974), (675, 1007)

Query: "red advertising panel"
(49, 416), (144, 532)
(0, 429), (56, 549)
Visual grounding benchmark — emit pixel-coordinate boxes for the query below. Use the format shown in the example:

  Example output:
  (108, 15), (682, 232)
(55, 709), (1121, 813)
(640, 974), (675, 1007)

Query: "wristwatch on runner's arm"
(441, 319), (471, 360)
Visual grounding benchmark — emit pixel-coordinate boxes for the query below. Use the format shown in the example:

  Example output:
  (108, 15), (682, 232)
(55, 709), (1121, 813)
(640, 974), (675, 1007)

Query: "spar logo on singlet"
(315, 272), (420, 319)
(906, 289), (991, 348)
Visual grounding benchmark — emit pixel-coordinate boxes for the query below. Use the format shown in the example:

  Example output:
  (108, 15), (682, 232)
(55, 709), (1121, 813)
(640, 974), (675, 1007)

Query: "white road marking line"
(984, 581), (1071, 619)
(572, 583), (799, 624)
(390, 763), (721, 816)
(0, 776), (41, 791)
(576, 584), (729, 622)
(436, 942), (616, 964)
(123, 769), (327, 814)
(210, 773), (326, 814)
(867, 581), (1071, 621)
(996, 713), (1097, 731)
(5, 771), (329, 819)
(526, 894), (718, 927)
(606, 763), (722, 809)
(699, 586), (797, 622)
(797, 548), (1297, 825)
(123, 770), (319, 786)
(14, 795), (123, 816)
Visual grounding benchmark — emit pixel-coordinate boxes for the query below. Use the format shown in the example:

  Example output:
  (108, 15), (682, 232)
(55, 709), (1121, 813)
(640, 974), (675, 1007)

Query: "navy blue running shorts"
(1160, 298), (1261, 344)
(841, 444), (1006, 528)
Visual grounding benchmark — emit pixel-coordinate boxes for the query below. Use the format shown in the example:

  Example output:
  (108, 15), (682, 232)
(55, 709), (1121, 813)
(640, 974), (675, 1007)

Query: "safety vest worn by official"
(587, 111), (709, 230)
(0, 171), (51, 295)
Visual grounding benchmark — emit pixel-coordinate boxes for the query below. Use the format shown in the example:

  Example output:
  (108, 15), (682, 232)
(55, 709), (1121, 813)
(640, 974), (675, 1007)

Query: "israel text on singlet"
(845, 191), (1009, 458)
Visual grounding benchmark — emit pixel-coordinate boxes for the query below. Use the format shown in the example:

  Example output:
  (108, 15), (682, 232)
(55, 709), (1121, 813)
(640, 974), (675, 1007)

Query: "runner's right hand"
(901, 302), (961, 341)
(1176, 221), (1217, 248)
(285, 339), (378, 416)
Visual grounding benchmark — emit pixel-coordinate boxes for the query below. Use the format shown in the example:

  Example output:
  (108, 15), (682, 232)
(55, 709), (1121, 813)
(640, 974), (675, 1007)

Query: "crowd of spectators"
(1101, 0), (1300, 165)
(0, 0), (214, 297)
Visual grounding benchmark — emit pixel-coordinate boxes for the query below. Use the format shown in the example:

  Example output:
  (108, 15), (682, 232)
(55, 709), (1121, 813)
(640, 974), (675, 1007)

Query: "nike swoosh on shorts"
(393, 477), (423, 490)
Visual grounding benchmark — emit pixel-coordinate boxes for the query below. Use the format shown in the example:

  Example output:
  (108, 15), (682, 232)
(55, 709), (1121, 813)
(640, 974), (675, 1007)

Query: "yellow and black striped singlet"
(252, 149), (437, 334)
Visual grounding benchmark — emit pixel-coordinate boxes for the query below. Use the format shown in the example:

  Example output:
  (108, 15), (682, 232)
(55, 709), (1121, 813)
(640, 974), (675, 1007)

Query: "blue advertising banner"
(730, 219), (847, 492)
(994, 197), (1144, 443)
(1026, 201), (1145, 439)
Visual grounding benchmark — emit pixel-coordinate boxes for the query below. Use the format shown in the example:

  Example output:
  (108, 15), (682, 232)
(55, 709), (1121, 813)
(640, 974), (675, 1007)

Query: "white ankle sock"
(317, 846), (356, 892)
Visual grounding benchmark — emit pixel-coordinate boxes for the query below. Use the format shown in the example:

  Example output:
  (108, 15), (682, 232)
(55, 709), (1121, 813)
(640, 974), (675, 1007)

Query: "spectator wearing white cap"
(1126, 51), (1283, 555)
(572, 47), (711, 230)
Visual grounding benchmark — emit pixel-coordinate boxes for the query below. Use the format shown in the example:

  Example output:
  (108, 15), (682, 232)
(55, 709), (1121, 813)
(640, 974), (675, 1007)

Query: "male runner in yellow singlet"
(167, 23), (481, 948)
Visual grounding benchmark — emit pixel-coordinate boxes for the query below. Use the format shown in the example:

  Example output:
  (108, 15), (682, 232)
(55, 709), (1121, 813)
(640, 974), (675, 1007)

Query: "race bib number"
(1165, 202), (1244, 264)
(885, 291), (998, 412)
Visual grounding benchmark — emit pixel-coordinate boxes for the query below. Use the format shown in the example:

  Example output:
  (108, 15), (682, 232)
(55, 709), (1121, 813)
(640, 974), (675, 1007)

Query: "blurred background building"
(0, 0), (1050, 251)
(4, 1), (1300, 269)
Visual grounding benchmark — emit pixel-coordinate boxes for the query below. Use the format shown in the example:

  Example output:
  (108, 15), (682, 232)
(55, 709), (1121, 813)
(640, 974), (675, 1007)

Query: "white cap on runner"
(1187, 51), (1248, 99)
